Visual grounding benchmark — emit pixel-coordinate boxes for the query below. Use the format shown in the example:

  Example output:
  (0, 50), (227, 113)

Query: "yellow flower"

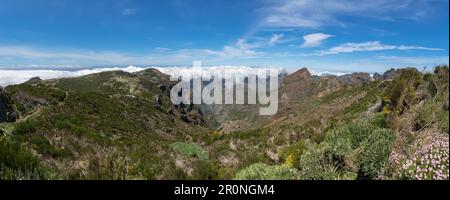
(284, 153), (295, 167)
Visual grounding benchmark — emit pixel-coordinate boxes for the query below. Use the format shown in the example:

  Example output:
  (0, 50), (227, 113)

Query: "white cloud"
(396, 45), (443, 51)
(0, 65), (285, 87)
(0, 44), (263, 66)
(317, 41), (442, 55)
(309, 69), (352, 76)
(0, 66), (147, 87)
(377, 55), (449, 65)
(205, 39), (261, 58)
(0, 45), (136, 64)
(121, 8), (138, 16)
(261, 0), (441, 28)
(301, 33), (333, 48)
(268, 34), (284, 46)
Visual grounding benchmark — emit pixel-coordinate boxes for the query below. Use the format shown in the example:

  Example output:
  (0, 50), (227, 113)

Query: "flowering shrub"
(389, 137), (449, 180)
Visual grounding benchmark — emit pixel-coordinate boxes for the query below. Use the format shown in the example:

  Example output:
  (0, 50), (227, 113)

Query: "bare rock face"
(283, 67), (311, 84)
(373, 73), (383, 81)
(382, 68), (400, 80)
(280, 68), (312, 101)
(316, 77), (343, 97)
(375, 67), (420, 81)
(337, 72), (371, 86)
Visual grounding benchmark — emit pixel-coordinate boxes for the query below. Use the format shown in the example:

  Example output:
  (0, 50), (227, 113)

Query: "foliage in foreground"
(234, 163), (297, 180)
(0, 138), (54, 180)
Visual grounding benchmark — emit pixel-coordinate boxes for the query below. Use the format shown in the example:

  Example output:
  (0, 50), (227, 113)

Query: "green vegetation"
(171, 142), (208, 160)
(1, 65), (448, 180)
(0, 138), (55, 180)
(234, 163), (297, 180)
(0, 123), (14, 135)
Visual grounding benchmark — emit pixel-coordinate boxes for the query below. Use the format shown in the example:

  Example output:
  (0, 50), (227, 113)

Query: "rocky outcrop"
(280, 68), (312, 102)
(337, 72), (371, 86)
(283, 68), (311, 84)
(316, 77), (343, 97)
(374, 68), (420, 81)
(25, 77), (42, 84)
(383, 68), (401, 80)
(373, 73), (383, 81)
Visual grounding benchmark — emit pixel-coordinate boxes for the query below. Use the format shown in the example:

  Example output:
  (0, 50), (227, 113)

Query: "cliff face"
(0, 87), (16, 122)
(280, 68), (312, 102)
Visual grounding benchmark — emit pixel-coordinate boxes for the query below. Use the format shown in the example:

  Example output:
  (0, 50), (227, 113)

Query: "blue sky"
(0, 0), (448, 73)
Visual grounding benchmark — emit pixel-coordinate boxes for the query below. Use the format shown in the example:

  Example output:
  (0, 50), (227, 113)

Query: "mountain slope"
(1, 69), (211, 179)
(1, 66), (448, 180)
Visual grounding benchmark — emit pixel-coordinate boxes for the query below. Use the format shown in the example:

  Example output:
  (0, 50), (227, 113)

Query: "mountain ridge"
(1, 65), (448, 180)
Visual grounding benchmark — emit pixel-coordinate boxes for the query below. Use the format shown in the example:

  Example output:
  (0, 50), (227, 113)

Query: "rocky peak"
(337, 72), (371, 86)
(25, 77), (42, 84)
(280, 68), (313, 102)
(383, 68), (399, 80)
(374, 67), (420, 81)
(373, 72), (383, 81)
(284, 67), (311, 83)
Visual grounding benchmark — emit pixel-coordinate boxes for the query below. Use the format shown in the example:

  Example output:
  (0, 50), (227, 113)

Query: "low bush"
(12, 120), (38, 135)
(359, 128), (395, 178)
(282, 139), (307, 169)
(298, 142), (327, 180)
(298, 122), (395, 180)
(323, 126), (353, 158)
(170, 142), (208, 160)
(234, 163), (297, 180)
(0, 138), (50, 179)
(29, 135), (72, 158)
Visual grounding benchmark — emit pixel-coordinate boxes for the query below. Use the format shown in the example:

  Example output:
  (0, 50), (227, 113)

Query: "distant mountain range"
(0, 65), (406, 87)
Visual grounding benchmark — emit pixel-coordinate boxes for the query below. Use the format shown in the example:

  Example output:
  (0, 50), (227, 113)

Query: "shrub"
(416, 101), (438, 130)
(234, 163), (297, 180)
(299, 122), (395, 180)
(191, 160), (219, 180)
(170, 142), (208, 160)
(0, 138), (50, 179)
(29, 135), (72, 158)
(368, 112), (387, 128)
(416, 100), (449, 133)
(298, 145), (323, 180)
(323, 126), (353, 158)
(323, 122), (377, 155)
(348, 123), (377, 147)
(281, 139), (307, 169)
(12, 120), (38, 135)
(359, 128), (395, 178)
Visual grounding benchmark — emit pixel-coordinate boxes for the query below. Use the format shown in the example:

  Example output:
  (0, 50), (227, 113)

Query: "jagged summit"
(373, 67), (420, 81)
(285, 68), (311, 82)
(24, 77), (42, 84)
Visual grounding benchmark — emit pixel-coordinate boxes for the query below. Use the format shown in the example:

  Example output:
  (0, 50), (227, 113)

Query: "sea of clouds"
(0, 66), (351, 87)
(0, 66), (146, 87)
